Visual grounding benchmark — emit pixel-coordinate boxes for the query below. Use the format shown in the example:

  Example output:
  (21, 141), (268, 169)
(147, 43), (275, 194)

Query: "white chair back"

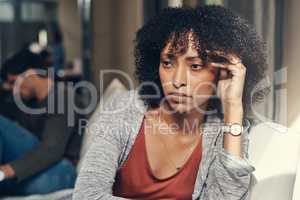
(77, 78), (127, 172)
(248, 122), (300, 200)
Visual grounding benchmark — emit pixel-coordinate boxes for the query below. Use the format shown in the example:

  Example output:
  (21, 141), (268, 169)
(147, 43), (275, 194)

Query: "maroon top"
(113, 116), (203, 200)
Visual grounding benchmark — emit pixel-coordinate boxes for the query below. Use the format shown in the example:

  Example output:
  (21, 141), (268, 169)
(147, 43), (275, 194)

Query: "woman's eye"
(162, 60), (172, 68)
(191, 64), (203, 71)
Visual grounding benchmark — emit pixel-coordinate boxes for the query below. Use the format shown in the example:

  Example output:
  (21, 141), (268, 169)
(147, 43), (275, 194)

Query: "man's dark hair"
(134, 5), (270, 116)
(0, 47), (44, 81)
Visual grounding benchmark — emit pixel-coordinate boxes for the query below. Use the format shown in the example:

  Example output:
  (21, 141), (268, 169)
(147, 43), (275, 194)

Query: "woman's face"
(159, 40), (218, 114)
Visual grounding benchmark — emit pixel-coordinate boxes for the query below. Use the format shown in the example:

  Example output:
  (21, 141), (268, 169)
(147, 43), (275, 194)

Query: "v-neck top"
(112, 116), (203, 200)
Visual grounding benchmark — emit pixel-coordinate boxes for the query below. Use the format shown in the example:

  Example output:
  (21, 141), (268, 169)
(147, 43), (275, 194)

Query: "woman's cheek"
(191, 73), (217, 99)
(206, 66), (218, 77)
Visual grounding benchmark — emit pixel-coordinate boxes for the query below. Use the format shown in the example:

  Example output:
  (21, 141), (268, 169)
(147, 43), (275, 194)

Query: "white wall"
(58, 0), (81, 63)
(283, 0), (300, 132)
(91, 0), (143, 92)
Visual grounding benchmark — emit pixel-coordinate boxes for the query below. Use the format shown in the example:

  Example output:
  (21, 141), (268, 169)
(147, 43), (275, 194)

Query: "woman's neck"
(159, 102), (208, 136)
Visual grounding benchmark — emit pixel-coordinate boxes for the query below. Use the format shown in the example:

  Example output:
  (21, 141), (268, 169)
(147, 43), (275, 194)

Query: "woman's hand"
(209, 54), (246, 157)
(210, 54), (246, 108)
(209, 54), (246, 120)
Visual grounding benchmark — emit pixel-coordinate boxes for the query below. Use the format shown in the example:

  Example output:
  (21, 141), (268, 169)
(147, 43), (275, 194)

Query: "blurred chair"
(76, 78), (127, 172)
(248, 122), (300, 200)
(292, 145), (300, 200)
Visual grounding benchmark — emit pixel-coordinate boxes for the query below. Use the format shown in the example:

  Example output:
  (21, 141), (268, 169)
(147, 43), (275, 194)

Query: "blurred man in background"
(0, 46), (83, 195)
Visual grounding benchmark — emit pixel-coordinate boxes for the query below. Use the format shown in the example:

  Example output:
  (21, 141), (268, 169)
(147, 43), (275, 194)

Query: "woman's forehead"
(161, 42), (200, 58)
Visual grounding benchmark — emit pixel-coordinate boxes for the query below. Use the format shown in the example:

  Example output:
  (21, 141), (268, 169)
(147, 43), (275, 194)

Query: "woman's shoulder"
(100, 89), (146, 114)
(88, 89), (146, 137)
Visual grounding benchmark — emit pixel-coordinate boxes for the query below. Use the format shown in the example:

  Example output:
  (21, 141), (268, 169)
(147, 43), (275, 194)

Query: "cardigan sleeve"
(200, 119), (255, 200)
(72, 136), (129, 200)
(73, 91), (130, 200)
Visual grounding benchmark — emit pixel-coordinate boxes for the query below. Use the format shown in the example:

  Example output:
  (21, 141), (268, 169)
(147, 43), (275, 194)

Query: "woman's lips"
(168, 92), (191, 97)
(167, 92), (192, 103)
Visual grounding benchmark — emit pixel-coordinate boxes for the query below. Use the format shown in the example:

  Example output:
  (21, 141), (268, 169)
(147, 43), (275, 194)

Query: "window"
(21, 2), (57, 22)
(0, 2), (14, 22)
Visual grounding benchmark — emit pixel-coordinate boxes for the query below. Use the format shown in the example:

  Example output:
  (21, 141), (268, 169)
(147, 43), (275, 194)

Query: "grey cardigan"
(73, 89), (255, 200)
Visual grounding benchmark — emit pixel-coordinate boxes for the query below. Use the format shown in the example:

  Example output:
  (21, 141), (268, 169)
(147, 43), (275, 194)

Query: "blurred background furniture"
(292, 153), (300, 200)
(248, 122), (300, 200)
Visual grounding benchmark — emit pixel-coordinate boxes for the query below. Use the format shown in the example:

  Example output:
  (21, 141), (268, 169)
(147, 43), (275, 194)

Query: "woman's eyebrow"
(160, 54), (202, 61)
(185, 56), (202, 61)
(160, 53), (174, 59)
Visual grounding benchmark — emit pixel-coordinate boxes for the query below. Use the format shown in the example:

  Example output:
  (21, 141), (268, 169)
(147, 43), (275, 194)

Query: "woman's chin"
(168, 102), (193, 114)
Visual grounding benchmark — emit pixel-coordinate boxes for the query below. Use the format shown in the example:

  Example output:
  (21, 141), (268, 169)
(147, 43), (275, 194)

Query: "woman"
(73, 5), (269, 200)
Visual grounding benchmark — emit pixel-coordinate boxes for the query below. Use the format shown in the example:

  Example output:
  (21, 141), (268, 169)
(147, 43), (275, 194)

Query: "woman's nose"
(172, 65), (187, 88)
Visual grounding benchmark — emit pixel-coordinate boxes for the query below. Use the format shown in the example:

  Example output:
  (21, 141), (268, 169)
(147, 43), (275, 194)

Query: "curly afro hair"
(134, 5), (270, 116)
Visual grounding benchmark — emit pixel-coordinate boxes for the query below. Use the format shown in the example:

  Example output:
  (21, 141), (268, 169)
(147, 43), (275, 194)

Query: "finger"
(219, 69), (232, 80)
(227, 65), (246, 77)
(211, 62), (245, 71)
(209, 62), (228, 69)
(210, 63), (237, 77)
(211, 63), (246, 78)
(226, 54), (242, 65)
